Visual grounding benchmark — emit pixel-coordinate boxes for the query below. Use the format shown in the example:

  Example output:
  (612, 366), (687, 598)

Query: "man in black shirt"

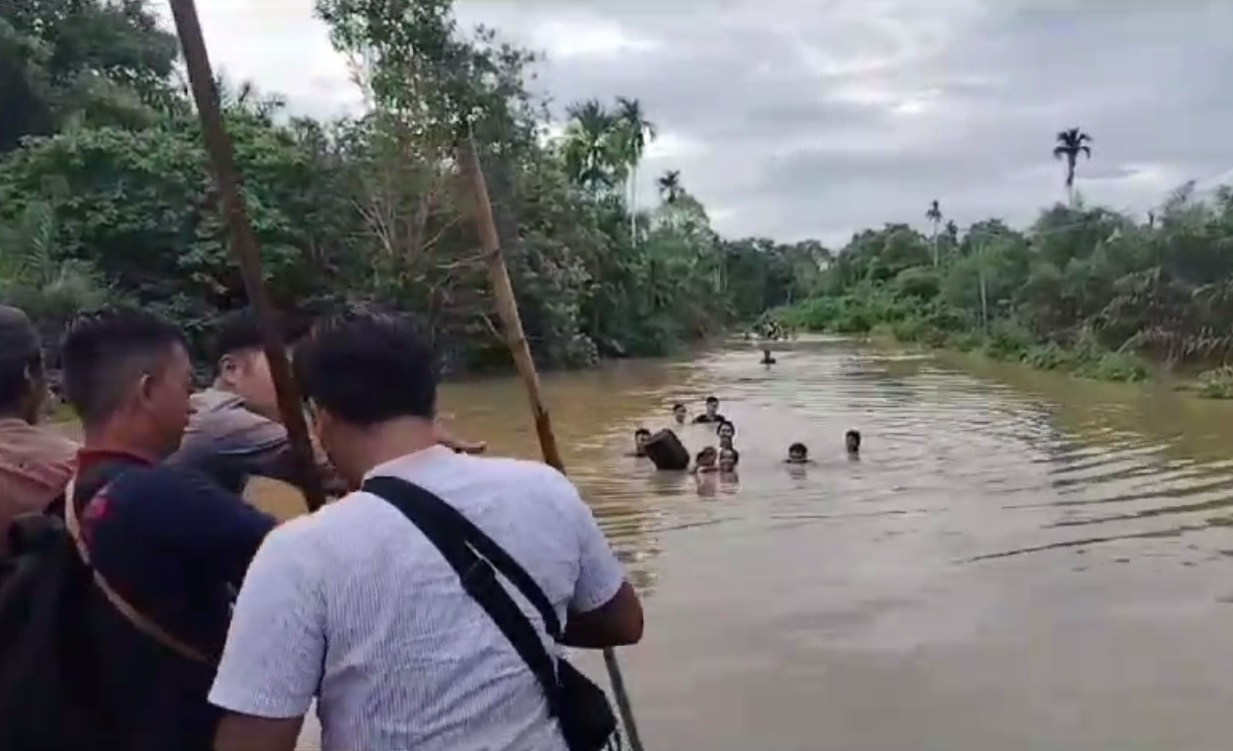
(692, 396), (726, 424)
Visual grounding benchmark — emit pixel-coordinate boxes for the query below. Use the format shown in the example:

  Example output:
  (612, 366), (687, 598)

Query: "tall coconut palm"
(1053, 128), (1092, 206)
(658, 169), (681, 204)
(925, 199), (943, 266)
(615, 96), (656, 243)
(562, 99), (621, 191)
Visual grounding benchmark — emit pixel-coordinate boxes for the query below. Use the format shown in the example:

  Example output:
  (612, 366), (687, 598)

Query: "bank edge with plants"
(0, 0), (824, 375)
(770, 185), (1233, 399)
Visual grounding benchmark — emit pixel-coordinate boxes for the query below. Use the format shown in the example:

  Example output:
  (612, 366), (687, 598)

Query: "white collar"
(362, 444), (454, 481)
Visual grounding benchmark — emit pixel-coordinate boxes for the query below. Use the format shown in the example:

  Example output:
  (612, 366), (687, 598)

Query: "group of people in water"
(631, 394), (862, 480)
(0, 303), (643, 751)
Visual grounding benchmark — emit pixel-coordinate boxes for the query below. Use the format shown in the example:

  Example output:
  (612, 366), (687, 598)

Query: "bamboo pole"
(455, 138), (646, 751)
(167, 0), (326, 512)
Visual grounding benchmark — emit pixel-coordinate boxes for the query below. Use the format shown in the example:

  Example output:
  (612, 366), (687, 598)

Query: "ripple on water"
(434, 338), (1233, 751)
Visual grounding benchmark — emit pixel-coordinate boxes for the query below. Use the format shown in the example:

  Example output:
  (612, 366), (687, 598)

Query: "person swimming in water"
(846, 429), (861, 458)
(760, 348), (776, 365)
(718, 447), (740, 474)
(716, 420), (736, 449)
(785, 442), (814, 464)
(629, 427), (652, 457)
(693, 396), (726, 424)
(671, 402), (688, 426)
(693, 446), (718, 473)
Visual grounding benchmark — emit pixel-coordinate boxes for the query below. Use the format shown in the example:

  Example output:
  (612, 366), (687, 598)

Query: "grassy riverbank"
(770, 297), (1233, 399)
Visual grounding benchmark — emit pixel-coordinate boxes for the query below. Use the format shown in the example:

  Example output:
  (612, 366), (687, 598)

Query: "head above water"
(695, 446), (717, 467)
(704, 395), (719, 417)
(846, 429), (861, 453)
(634, 427), (651, 455)
(788, 442), (808, 461)
(293, 308), (438, 486)
(718, 447), (739, 471)
(61, 307), (193, 460)
(213, 308), (313, 420)
(672, 403), (687, 423)
(0, 306), (47, 423)
(716, 420), (736, 439)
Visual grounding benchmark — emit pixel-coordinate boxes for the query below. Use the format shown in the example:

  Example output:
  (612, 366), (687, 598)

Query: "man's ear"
(217, 353), (241, 382)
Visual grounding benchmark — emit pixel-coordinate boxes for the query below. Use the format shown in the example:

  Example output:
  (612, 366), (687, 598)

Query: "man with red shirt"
(59, 308), (276, 751)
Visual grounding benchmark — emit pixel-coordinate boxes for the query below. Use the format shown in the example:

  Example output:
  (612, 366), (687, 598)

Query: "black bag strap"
(361, 476), (564, 712)
(363, 475), (562, 638)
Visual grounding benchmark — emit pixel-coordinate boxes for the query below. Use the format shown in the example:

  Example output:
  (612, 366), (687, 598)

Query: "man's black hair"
(721, 448), (740, 465)
(60, 307), (187, 426)
(705, 396), (719, 405)
(0, 306), (42, 413)
(213, 308), (314, 364)
(716, 419), (736, 435)
(293, 308), (436, 426)
(846, 429), (861, 441)
(672, 403), (685, 410)
(0, 352), (41, 415)
(789, 442), (807, 453)
(634, 427), (652, 437)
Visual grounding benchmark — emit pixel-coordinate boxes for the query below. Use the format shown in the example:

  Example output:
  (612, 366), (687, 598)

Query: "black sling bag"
(362, 476), (620, 751)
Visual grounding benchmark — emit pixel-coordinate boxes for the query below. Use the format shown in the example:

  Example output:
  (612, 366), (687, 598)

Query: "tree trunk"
(979, 267), (989, 332)
(1066, 158), (1076, 207)
(629, 168), (637, 244)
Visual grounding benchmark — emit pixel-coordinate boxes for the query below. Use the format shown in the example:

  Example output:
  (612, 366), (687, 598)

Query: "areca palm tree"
(1053, 128), (1092, 206)
(925, 199), (942, 266)
(562, 99), (621, 191)
(615, 96), (656, 242)
(658, 169), (681, 203)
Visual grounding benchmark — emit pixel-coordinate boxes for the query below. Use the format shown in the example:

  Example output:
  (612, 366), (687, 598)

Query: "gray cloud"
(198, 0), (1233, 246)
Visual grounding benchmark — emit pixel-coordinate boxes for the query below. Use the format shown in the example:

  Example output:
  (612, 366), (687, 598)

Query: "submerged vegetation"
(0, 0), (822, 372)
(773, 180), (1233, 393)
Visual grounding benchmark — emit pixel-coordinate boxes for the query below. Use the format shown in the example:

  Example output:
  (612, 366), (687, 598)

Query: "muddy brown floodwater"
(60, 335), (1233, 750)
(440, 335), (1233, 751)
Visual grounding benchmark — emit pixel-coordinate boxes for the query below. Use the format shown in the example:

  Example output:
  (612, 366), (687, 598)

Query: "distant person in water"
(630, 427), (652, 457)
(760, 348), (776, 365)
(785, 442), (813, 464)
(718, 447), (739, 474)
(693, 396), (725, 424)
(716, 420), (736, 450)
(846, 429), (861, 457)
(672, 402), (688, 426)
(693, 446), (718, 474)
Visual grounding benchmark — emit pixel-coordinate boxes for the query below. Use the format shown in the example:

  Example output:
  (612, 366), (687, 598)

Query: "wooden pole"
(455, 138), (646, 751)
(167, 0), (326, 512)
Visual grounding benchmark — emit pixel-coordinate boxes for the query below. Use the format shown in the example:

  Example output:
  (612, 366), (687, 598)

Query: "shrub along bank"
(767, 189), (1233, 398)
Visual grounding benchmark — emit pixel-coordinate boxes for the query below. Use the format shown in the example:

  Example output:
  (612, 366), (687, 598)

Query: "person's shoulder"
(100, 464), (242, 514)
(464, 454), (575, 492)
(184, 389), (287, 451)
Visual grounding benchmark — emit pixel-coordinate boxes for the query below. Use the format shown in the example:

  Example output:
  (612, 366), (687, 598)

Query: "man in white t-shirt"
(208, 309), (644, 751)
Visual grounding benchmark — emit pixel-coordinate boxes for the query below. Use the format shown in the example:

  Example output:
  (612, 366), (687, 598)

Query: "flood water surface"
(441, 336), (1233, 751)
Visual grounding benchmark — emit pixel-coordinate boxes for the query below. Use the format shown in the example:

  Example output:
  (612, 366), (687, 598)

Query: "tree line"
(774, 128), (1233, 395)
(0, 0), (824, 374)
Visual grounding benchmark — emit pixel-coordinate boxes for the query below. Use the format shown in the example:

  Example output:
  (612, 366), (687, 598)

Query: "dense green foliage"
(0, 0), (823, 372)
(773, 184), (1233, 390)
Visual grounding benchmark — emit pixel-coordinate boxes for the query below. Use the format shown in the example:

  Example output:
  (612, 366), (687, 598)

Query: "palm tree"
(657, 169), (681, 204)
(562, 99), (621, 191)
(1053, 128), (1092, 206)
(925, 199), (943, 266)
(615, 97), (656, 242)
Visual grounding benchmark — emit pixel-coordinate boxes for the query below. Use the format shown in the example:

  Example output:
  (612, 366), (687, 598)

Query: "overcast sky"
(192, 0), (1233, 246)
